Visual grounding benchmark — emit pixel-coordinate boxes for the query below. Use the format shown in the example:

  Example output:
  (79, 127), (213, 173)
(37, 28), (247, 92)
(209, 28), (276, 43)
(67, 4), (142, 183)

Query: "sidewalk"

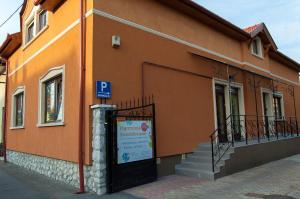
(1, 155), (300, 199)
(124, 155), (300, 199)
(0, 161), (138, 199)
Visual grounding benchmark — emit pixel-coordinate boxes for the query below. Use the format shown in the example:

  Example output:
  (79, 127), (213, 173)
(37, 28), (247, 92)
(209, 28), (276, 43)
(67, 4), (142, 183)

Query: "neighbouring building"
(0, 64), (5, 145)
(0, 0), (300, 195)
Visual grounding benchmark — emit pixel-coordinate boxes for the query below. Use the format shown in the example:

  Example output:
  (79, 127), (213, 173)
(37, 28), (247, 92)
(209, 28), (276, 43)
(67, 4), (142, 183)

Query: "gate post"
(88, 104), (115, 195)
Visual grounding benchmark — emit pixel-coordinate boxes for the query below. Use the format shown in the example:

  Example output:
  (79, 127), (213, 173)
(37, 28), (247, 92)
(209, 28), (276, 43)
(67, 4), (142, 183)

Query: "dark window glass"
(252, 40), (259, 55)
(44, 76), (62, 123)
(273, 96), (282, 120)
(27, 22), (34, 43)
(38, 10), (47, 31)
(15, 93), (24, 127)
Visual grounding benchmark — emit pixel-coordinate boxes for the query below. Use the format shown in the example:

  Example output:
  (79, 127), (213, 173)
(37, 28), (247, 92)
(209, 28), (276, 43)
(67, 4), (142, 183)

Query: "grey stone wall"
(7, 104), (113, 196)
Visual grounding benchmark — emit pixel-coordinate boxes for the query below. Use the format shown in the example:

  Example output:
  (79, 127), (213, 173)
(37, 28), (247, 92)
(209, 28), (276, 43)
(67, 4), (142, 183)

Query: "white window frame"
(23, 5), (48, 46)
(25, 18), (35, 44)
(10, 86), (25, 129)
(212, 78), (246, 141)
(37, 9), (48, 32)
(273, 92), (285, 120)
(37, 66), (65, 127)
(251, 37), (264, 58)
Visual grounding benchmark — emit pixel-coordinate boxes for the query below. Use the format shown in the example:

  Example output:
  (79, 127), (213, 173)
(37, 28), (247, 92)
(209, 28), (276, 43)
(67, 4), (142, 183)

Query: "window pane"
(39, 10), (47, 31)
(15, 93), (23, 127)
(273, 96), (282, 119)
(27, 22), (34, 42)
(45, 80), (56, 123)
(253, 40), (258, 55)
(56, 77), (63, 121)
(44, 75), (63, 123)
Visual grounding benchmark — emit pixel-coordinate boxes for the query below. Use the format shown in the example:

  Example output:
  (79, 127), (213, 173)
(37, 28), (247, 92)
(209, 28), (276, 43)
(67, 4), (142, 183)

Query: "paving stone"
(124, 154), (300, 199)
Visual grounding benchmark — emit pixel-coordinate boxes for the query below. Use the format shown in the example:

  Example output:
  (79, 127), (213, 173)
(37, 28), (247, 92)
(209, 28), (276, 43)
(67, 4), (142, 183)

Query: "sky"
(0, 0), (299, 62)
(194, 0), (300, 62)
(0, 0), (23, 42)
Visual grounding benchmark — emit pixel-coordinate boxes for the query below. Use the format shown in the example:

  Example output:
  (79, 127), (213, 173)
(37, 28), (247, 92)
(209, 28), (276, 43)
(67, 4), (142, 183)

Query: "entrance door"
(231, 87), (241, 141)
(215, 84), (228, 142)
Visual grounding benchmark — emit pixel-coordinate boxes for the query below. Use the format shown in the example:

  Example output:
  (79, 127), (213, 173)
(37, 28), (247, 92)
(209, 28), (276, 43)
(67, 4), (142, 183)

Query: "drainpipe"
(78, 0), (85, 194)
(2, 59), (8, 162)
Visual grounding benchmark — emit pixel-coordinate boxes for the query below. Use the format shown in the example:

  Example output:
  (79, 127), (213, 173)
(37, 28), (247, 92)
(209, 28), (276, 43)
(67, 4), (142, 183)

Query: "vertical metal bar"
(283, 118), (286, 137)
(253, 75), (260, 143)
(272, 80), (279, 138)
(227, 65), (234, 147)
(231, 116), (235, 147)
(105, 110), (112, 193)
(297, 120), (299, 137)
(292, 87), (299, 136)
(290, 117), (293, 137)
(267, 116), (270, 141)
(211, 135), (215, 172)
(152, 103), (158, 179)
(245, 115), (248, 145)
(276, 120), (279, 140)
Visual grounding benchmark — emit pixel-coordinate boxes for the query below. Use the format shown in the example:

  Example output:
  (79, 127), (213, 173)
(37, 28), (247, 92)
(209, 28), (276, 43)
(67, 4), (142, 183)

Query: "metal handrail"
(210, 115), (299, 172)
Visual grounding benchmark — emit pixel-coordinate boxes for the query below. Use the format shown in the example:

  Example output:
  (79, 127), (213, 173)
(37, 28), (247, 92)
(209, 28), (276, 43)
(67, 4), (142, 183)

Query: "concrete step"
(175, 166), (217, 180)
(193, 150), (212, 156)
(178, 161), (220, 172)
(188, 151), (231, 161)
(176, 141), (236, 181)
(183, 157), (211, 163)
(196, 144), (211, 151)
(183, 158), (226, 168)
(186, 154), (212, 162)
(196, 143), (210, 148)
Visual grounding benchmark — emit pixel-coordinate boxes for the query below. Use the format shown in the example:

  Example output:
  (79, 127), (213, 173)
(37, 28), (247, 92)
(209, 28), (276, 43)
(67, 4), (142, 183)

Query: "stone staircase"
(175, 143), (234, 180)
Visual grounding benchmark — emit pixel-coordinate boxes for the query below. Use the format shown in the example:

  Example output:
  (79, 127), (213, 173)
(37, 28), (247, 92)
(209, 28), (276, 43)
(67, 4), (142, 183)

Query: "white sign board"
(117, 120), (153, 164)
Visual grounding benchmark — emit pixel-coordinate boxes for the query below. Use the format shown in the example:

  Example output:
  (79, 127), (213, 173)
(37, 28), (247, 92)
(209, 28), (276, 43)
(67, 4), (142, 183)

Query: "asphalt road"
(0, 161), (139, 199)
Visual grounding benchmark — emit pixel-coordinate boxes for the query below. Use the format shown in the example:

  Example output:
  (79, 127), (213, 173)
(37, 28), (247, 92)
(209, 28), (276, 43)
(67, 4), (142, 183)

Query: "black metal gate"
(106, 101), (157, 193)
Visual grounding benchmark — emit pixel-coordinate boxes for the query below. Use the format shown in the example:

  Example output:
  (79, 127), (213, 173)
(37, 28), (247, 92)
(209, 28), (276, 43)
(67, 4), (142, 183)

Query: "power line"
(0, 4), (23, 30)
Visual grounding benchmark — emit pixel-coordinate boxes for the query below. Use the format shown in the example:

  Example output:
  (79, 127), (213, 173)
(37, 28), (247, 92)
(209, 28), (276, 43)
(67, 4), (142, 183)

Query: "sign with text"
(117, 120), (153, 164)
(96, 81), (111, 99)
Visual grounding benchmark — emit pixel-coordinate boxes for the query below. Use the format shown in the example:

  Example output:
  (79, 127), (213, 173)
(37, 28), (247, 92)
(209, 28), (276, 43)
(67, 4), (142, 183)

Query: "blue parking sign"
(96, 81), (111, 99)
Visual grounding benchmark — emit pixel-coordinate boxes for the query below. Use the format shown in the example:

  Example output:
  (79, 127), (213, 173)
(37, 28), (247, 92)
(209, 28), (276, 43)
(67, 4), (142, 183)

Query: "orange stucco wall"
(6, 0), (94, 164)
(5, 0), (300, 163)
(91, 11), (299, 156)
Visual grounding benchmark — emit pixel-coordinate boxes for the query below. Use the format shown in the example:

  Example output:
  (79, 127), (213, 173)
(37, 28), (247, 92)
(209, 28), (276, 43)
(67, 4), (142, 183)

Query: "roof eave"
(34, 0), (65, 12)
(0, 33), (22, 59)
(157, 0), (250, 41)
(269, 50), (300, 72)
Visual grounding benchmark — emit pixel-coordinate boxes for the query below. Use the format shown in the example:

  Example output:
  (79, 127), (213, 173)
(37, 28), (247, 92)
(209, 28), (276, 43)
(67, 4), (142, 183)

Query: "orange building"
(1, 0), (300, 195)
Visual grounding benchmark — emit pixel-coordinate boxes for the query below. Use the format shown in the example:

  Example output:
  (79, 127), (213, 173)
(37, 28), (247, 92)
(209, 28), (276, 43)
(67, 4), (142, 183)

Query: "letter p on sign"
(101, 82), (107, 92)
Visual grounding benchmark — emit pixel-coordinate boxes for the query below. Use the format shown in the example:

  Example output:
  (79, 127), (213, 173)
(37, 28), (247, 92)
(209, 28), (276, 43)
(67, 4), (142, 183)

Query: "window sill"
(37, 122), (65, 128)
(22, 25), (49, 51)
(251, 53), (264, 60)
(10, 126), (25, 130)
